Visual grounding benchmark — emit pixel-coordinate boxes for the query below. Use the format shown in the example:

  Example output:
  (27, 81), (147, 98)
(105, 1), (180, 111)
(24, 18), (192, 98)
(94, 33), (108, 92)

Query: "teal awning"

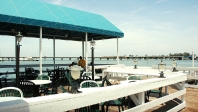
(0, 0), (124, 41)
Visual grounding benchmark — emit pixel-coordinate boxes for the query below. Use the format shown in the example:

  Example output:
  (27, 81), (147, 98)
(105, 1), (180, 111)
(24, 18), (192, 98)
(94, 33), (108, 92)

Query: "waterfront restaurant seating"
(80, 72), (92, 83)
(80, 76), (91, 84)
(64, 72), (75, 92)
(36, 75), (50, 95)
(14, 69), (26, 81)
(126, 75), (148, 107)
(80, 80), (101, 112)
(53, 67), (60, 82)
(46, 68), (54, 81)
(100, 76), (125, 112)
(45, 79), (61, 95)
(59, 85), (67, 93)
(19, 80), (36, 97)
(0, 71), (8, 88)
(59, 67), (66, 79)
(147, 87), (163, 101)
(127, 76), (141, 80)
(0, 87), (23, 97)
(80, 80), (99, 88)
(25, 67), (38, 80)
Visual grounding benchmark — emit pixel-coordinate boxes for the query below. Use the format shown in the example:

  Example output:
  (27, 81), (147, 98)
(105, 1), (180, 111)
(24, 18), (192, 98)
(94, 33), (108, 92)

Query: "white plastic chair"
(80, 80), (99, 88)
(0, 87), (24, 98)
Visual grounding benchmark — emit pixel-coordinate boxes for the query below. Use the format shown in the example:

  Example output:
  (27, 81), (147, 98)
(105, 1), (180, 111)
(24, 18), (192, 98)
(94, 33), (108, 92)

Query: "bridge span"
(0, 56), (186, 61)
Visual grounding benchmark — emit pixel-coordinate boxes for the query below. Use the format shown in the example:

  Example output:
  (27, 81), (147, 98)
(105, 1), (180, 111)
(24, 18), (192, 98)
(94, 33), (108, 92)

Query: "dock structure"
(0, 55), (192, 61)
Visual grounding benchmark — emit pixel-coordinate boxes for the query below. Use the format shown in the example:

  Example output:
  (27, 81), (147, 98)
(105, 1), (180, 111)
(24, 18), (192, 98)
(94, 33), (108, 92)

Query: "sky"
(0, 0), (198, 57)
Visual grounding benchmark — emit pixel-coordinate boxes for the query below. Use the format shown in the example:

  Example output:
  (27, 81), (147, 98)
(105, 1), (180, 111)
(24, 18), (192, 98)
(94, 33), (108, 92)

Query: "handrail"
(0, 73), (187, 112)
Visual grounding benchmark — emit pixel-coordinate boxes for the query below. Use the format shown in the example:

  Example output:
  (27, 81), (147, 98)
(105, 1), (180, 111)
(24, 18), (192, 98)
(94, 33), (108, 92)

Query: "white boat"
(20, 57), (34, 61)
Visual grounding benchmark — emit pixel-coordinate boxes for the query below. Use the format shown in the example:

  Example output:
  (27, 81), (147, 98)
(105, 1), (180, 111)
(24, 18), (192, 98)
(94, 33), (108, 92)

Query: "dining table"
(28, 80), (52, 96)
(28, 80), (52, 85)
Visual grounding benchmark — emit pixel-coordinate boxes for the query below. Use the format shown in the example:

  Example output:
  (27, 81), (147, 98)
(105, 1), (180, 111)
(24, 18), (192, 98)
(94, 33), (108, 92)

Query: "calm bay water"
(0, 59), (198, 73)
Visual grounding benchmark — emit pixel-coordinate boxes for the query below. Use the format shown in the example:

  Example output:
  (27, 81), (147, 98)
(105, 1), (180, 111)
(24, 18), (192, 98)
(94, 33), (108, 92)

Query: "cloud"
(131, 7), (146, 15)
(156, 0), (168, 4)
(193, 5), (198, 8)
(163, 10), (175, 14)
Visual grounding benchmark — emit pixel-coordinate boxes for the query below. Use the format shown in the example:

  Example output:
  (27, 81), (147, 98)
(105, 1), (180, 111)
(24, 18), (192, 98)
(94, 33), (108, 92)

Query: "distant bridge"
(0, 55), (191, 61)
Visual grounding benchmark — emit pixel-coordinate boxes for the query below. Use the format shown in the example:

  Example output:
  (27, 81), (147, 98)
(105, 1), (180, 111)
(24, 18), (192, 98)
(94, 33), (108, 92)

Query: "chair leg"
(118, 106), (121, 112)
(106, 105), (109, 112)
(121, 105), (124, 111)
(101, 105), (105, 112)
(147, 92), (150, 101)
(159, 93), (162, 98)
(68, 86), (71, 92)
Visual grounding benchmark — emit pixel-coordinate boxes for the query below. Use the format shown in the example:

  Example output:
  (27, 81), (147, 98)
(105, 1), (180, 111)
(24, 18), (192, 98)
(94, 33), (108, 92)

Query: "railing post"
(181, 81), (185, 103)
(138, 92), (145, 105)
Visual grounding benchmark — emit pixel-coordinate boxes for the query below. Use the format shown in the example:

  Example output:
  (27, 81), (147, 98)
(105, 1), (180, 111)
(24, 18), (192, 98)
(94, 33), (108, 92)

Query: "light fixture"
(172, 59), (178, 72)
(134, 59), (138, 69)
(65, 34), (68, 37)
(158, 60), (166, 78)
(90, 38), (96, 80)
(16, 32), (23, 43)
(90, 38), (96, 48)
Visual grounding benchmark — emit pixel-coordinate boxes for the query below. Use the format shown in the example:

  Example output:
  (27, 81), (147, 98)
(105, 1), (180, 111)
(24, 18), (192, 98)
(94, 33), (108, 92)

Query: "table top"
(29, 80), (52, 85)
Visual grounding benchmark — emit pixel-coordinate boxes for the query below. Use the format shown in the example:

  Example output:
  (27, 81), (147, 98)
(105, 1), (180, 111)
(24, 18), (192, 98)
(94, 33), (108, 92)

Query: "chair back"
(46, 68), (54, 81)
(70, 66), (82, 80)
(36, 75), (50, 80)
(25, 67), (38, 80)
(0, 87), (23, 97)
(101, 75), (112, 87)
(0, 71), (8, 87)
(59, 85), (67, 93)
(25, 67), (35, 74)
(80, 80), (99, 88)
(59, 68), (66, 79)
(51, 79), (61, 94)
(65, 73), (74, 84)
(127, 76), (141, 80)
(81, 72), (92, 76)
(19, 80), (36, 97)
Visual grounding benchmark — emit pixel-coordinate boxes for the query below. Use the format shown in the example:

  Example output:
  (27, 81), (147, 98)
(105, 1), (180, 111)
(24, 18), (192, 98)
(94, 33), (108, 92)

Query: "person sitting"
(78, 56), (86, 68)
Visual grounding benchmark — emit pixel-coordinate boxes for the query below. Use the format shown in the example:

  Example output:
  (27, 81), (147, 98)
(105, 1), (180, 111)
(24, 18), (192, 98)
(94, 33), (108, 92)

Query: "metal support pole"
(39, 27), (42, 75)
(192, 49), (194, 67)
(82, 40), (84, 58)
(91, 47), (94, 80)
(117, 37), (119, 65)
(192, 49), (195, 75)
(53, 36), (55, 69)
(16, 43), (20, 87)
(85, 33), (88, 72)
